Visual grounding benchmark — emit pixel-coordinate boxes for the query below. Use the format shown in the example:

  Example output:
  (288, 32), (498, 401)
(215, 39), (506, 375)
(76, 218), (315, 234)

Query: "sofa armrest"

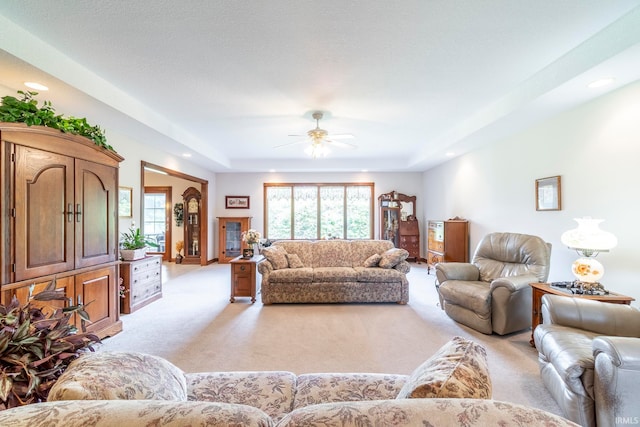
(490, 273), (537, 292)
(257, 259), (273, 275)
(435, 263), (479, 282)
(593, 336), (640, 427)
(541, 294), (640, 336)
(393, 260), (411, 274)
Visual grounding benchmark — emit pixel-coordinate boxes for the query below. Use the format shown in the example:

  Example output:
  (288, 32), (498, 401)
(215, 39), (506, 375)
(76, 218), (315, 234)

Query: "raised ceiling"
(1, 1), (639, 172)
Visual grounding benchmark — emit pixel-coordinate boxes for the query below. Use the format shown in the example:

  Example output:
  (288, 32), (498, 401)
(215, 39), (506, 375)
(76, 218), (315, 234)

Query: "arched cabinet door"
(75, 159), (118, 269)
(14, 145), (75, 280)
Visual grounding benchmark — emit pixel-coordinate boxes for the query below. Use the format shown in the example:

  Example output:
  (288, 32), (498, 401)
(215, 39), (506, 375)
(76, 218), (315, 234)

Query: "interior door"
(143, 186), (171, 261)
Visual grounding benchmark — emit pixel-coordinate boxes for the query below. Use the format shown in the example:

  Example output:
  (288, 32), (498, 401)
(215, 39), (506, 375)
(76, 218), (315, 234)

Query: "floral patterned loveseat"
(0, 337), (578, 426)
(258, 239), (411, 304)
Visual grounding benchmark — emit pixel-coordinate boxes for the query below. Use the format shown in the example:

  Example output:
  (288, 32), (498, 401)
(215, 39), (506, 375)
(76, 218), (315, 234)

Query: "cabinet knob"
(240, 265), (246, 271)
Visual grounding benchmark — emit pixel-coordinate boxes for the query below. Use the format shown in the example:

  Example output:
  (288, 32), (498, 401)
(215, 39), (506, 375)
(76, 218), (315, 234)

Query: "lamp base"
(571, 280), (608, 295)
(571, 257), (604, 283)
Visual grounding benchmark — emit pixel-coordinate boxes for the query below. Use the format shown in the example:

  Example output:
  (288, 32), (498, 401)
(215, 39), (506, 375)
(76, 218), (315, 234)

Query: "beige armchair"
(534, 294), (640, 427)
(436, 232), (551, 335)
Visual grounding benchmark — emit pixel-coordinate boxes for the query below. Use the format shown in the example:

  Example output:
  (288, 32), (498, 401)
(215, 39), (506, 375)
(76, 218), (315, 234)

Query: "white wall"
(214, 172), (423, 257)
(423, 80), (640, 305)
(111, 129), (217, 260)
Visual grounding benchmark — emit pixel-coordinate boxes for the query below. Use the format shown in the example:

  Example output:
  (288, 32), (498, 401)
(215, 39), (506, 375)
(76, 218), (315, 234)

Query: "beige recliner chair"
(436, 232), (551, 335)
(534, 294), (640, 427)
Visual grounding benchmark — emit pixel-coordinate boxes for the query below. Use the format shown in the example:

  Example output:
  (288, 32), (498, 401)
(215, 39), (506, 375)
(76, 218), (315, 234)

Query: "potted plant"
(120, 227), (158, 261)
(0, 278), (99, 409)
(175, 241), (184, 264)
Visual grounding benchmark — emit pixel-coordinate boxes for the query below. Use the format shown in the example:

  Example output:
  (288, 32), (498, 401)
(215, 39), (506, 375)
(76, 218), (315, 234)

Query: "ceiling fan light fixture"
(305, 142), (330, 158)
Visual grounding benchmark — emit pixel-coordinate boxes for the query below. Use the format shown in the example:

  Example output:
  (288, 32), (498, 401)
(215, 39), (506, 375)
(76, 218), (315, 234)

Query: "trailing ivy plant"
(0, 91), (114, 152)
(0, 278), (100, 409)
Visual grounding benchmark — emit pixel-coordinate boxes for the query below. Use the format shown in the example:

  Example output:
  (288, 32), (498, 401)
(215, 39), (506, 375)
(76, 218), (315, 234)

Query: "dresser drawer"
(120, 255), (163, 314)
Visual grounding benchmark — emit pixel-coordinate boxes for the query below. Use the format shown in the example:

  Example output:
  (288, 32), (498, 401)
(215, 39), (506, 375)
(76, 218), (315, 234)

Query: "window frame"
(263, 182), (374, 240)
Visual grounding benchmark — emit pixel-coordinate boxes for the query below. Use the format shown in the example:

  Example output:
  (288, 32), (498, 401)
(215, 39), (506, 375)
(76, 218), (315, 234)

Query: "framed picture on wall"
(119, 187), (133, 217)
(226, 196), (250, 209)
(535, 176), (561, 211)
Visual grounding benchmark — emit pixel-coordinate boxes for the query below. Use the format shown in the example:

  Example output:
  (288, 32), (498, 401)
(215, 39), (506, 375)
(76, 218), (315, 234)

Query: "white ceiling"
(1, 1), (639, 173)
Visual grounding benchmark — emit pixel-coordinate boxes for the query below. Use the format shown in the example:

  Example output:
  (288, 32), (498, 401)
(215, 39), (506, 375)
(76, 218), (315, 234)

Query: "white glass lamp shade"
(560, 217), (617, 256)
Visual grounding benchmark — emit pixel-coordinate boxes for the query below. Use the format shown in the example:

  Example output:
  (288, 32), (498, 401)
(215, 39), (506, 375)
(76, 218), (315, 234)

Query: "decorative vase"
(175, 253), (183, 264)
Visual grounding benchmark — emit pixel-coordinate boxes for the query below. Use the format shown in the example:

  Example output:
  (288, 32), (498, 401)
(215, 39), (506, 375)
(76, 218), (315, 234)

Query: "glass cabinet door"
(225, 220), (242, 259)
(382, 207), (400, 247)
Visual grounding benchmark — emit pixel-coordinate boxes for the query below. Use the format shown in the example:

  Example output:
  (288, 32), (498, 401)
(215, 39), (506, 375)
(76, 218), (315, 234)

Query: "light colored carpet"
(99, 261), (561, 416)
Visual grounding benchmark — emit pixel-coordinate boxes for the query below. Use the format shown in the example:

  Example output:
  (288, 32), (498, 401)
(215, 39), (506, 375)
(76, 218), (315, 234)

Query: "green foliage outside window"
(266, 184), (372, 240)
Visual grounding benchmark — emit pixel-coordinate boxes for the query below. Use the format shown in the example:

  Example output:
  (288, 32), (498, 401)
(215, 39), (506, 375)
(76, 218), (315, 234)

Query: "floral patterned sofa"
(258, 240), (411, 304)
(0, 337), (578, 426)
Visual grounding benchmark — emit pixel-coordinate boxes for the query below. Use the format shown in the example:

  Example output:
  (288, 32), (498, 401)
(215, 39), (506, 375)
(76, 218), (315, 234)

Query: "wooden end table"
(230, 255), (263, 303)
(529, 282), (634, 346)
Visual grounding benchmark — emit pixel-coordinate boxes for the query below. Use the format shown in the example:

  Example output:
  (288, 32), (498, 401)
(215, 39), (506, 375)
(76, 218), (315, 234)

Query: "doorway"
(143, 186), (171, 261)
(140, 161), (209, 266)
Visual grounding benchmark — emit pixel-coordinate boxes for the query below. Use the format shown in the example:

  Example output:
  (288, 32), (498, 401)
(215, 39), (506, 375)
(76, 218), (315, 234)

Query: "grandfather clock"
(182, 187), (201, 264)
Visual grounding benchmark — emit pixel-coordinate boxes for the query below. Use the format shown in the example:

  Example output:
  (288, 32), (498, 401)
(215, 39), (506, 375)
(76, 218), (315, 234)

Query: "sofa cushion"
(186, 371), (296, 421)
(311, 240), (353, 268)
(293, 373), (408, 409)
(363, 253), (382, 267)
(48, 351), (188, 401)
(378, 248), (409, 269)
(350, 240), (395, 267)
(438, 280), (492, 316)
(277, 399), (579, 427)
(354, 266), (406, 283)
(0, 400), (274, 427)
(269, 268), (314, 283)
(313, 267), (358, 282)
(533, 324), (600, 398)
(262, 245), (290, 270)
(396, 336), (492, 399)
(286, 253), (304, 268)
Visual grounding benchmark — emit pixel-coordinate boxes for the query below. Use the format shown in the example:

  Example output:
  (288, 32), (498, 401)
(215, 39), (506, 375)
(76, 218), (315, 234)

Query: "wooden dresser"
(120, 255), (162, 314)
(427, 219), (469, 273)
(399, 219), (420, 261)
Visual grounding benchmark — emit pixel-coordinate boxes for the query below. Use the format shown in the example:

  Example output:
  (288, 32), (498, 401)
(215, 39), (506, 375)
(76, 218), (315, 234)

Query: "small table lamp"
(560, 217), (617, 291)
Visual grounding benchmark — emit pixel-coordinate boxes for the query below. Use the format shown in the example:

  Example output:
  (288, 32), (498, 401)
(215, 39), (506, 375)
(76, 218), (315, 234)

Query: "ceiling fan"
(275, 111), (356, 158)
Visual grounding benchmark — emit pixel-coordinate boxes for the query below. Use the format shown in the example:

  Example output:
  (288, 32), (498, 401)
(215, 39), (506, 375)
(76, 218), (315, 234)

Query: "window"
(264, 183), (373, 240)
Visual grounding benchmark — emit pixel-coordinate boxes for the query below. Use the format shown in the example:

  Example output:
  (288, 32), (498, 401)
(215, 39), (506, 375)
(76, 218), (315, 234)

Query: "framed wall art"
(226, 195), (250, 209)
(119, 186), (133, 217)
(535, 176), (561, 211)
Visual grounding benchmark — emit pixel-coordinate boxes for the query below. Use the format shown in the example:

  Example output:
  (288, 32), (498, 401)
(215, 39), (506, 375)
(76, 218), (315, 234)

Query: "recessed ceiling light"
(361, 169), (368, 172)
(445, 152), (455, 157)
(587, 78), (614, 89)
(182, 153), (192, 158)
(24, 82), (49, 91)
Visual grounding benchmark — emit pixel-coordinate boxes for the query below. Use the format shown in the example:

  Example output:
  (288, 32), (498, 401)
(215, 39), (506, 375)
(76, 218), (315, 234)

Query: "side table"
(230, 255), (263, 303)
(529, 282), (634, 346)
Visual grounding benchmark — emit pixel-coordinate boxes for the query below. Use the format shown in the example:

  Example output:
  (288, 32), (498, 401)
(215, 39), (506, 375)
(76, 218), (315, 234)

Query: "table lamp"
(560, 217), (617, 291)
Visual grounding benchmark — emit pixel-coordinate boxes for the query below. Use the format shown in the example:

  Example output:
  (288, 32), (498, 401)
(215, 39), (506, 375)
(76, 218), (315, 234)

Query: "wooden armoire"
(0, 123), (124, 338)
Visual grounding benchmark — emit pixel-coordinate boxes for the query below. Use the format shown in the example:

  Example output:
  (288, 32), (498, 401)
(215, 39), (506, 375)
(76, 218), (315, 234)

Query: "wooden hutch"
(378, 191), (419, 261)
(427, 218), (469, 273)
(0, 123), (123, 339)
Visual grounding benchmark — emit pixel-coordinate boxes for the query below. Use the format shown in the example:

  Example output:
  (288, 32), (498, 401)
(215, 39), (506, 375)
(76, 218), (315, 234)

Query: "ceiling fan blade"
(327, 139), (357, 149)
(274, 140), (307, 148)
(328, 133), (354, 139)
